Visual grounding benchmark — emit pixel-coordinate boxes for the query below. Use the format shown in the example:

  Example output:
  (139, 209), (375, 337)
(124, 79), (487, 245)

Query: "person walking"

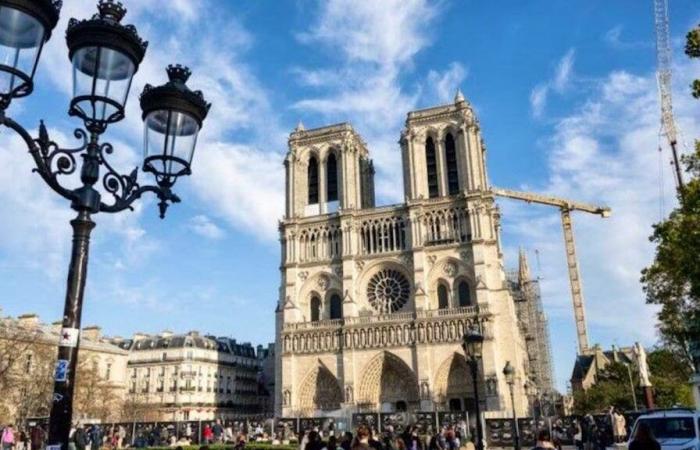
(531, 430), (555, 450)
(2, 425), (15, 450)
(352, 426), (372, 450)
(628, 422), (660, 450)
(29, 426), (45, 450)
(613, 411), (627, 444)
(573, 420), (583, 450)
(73, 426), (88, 450)
(90, 425), (103, 450)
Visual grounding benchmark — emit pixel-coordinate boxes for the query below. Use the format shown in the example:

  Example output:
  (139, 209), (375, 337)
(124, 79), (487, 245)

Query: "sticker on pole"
(58, 327), (79, 347)
(54, 359), (69, 382)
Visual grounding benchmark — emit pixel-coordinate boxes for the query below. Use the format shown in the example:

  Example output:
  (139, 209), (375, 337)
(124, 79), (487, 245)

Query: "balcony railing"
(282, 304), (487, 332)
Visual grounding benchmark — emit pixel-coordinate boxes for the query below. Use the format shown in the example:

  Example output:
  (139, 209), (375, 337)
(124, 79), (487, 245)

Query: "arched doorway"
(357, 352), (420, 412)
(298, 363), (343, 415)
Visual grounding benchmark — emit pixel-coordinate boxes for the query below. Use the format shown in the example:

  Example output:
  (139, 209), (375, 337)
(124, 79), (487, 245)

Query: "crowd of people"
(299, 424), (469, 450)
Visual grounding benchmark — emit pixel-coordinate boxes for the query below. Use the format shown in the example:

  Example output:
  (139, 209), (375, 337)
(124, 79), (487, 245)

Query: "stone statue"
(634, 342), (652, 387)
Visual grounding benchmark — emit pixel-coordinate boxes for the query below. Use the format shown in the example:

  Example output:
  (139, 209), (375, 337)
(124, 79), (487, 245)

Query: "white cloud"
(188, 215), (225, 240)
(603, 25), (652, 51)
(529, 48), (576, 118)
(530, 84), (549, 118)
(427, 62), (468, 103)
(504, 57), (700, 389)
(553, 48), (575, 93)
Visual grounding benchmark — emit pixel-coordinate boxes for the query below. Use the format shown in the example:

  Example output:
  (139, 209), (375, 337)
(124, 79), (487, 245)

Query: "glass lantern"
(0, 0), (60, 101)
(66, 0), (146, 132)
(140, 65), (210, 186)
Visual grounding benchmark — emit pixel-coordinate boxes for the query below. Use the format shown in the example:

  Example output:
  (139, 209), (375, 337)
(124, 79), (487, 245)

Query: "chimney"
(132, 332), (149, 341)
(82, 326), (102, 341)
(17, 313), (40, 329)
(51, 321), (62, 334)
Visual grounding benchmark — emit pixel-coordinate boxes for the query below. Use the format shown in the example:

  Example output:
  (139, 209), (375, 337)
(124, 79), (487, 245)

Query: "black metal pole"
(470, 361), (484, 450)
(47, 209), (96, 450)
(510, 385), (520, 450)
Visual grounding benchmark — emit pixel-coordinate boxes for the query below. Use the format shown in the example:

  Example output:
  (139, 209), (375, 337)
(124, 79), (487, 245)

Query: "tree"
(73, 359), (124, 423)
(648, 348), (694, 407)
(686, 23), (700, 98)
(573, 362), (636, 414)
(640, 36), (700, 366)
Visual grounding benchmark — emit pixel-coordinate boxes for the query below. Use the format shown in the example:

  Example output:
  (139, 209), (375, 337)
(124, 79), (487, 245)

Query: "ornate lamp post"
(503, 361), (520, 450)
(0, 1), (210, 448)
(462, 326), (484, 450)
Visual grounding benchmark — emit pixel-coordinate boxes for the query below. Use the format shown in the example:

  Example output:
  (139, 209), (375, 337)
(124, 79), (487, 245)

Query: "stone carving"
(420, 380), (430, 400)
(317, 274), (330, 291)
(485, 376), (498, 396)
(333, 266), (343, 277)
(427, 255), (437, 266)
(634, 342), (652, 388)
(298, 271), (309, 281)
(355, 260), (365, 271)
(345, 385), (353, 403)
(283, 389), (291, 406)
(443, 262), (457, 277)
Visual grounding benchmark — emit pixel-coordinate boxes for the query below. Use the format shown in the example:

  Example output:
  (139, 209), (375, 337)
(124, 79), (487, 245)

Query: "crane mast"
(654, 0), (685, 191)
(492, 187), (611, 355)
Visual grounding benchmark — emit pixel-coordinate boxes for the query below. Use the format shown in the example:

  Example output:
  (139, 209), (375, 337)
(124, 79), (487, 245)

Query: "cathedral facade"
(275, 93), (531, 419)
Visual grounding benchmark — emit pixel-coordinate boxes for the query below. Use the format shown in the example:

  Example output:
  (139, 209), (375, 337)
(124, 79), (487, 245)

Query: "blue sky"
(1, 0), (699, 391)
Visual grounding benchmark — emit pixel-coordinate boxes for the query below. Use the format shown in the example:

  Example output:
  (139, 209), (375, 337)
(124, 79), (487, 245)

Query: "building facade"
(113, 332), (273, 421)
(275, 93), (532, 419)
(0, 313), (128, 424)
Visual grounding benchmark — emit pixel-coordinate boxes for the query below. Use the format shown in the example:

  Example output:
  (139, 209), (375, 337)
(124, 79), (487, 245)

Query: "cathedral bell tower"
(284, 122), (375, 218)
(400, 90), (489, 201)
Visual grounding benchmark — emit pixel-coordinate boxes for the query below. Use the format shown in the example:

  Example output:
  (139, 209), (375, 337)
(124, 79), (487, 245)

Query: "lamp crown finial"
(167, 64), (191, 84)
(98, 0), (127, 22)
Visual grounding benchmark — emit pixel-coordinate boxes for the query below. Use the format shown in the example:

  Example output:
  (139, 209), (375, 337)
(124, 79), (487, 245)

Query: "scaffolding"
(507, 249), (555, 394)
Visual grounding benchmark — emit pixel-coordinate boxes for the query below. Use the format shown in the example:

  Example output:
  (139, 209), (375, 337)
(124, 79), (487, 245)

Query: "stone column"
(319, 158), (327, 214)
(436, 133), (448, 196)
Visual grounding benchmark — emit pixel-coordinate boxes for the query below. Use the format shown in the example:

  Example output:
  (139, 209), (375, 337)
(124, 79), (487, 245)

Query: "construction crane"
(492, 187), (611, 355)
(654, 0), (685, 193)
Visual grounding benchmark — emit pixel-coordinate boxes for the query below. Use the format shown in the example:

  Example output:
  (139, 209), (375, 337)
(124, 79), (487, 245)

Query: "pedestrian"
(213, 420), (224, 444)
(531, 429), (555, 450)
(573, 420), (583, 450)
(305, 431), (325, 450)
(73, 426), (88, 450)
(90, 425), (103, 450)
(2, 425), (15, 450)
(352, 426), (371, 450)
(328, 436), (339, 450)
(29, 426), (45, 450)
(202, 425), (213, 445)
(614, 411), (627, 444)
(341, 432), (354, 450)
(628, 422), (660, 450)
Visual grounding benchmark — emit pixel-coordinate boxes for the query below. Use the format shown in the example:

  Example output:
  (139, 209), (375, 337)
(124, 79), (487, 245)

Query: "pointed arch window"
(438, 284), (449, 309)
(426, 137), (439, 198)
(308, 156), (319, 204)
(310, 296), (321, 322)
(327, 153), (338, 202)
(445, 133), (460, 195)
(330, 294), (342, 320)
(458, 281), (472, 307)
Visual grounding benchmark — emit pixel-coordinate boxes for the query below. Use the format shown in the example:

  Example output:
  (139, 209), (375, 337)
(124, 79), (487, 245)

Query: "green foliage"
(648, 348), (694, 407)
(572, 351), (694, 414)
(573, 362), (636, 414)
(640, 141), (700, 366)
(686, 24), (700, 97)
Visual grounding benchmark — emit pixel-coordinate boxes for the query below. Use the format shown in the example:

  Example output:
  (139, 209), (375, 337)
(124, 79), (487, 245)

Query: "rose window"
(367, 269), (411, 313)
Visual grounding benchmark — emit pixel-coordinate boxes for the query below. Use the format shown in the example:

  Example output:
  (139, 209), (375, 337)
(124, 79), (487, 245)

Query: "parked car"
(629, 408), (700, 450)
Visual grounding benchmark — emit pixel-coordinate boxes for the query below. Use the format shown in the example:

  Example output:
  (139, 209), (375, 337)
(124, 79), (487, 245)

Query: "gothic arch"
(434, 352), (472, 403)
(298, 362), (343, 414)
(357, 351), (420, 406)
(454, 276), (474, 307)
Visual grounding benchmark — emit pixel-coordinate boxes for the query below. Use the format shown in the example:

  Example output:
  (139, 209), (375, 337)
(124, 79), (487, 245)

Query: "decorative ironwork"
(367, 269), (411, 313)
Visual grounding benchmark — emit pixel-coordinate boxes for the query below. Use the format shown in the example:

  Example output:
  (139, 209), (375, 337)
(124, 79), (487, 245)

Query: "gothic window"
(367, 269), (411, 313)
(426, 137), (439, 198)
(438, 284), (449, 309)
(327, 153), (338, 202)
(458, 281), (472, 307)
(445, 133), (459, 195)
(308, 156), (319, 204)
(330, 294), (342, 320)
(310, 296), (321, 322)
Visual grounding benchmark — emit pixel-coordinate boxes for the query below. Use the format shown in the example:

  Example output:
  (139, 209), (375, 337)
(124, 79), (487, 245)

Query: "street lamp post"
(503, 362), (520, 450)
(0, 1), (210, 449)
(462, 326), (484, 450)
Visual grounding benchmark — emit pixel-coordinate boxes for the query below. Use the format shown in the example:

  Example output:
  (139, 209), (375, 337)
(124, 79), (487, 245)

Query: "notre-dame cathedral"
(274, 91), (544, 420)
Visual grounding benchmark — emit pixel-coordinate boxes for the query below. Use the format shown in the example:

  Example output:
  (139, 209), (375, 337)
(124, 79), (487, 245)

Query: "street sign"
(54, 359), (69, 382)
